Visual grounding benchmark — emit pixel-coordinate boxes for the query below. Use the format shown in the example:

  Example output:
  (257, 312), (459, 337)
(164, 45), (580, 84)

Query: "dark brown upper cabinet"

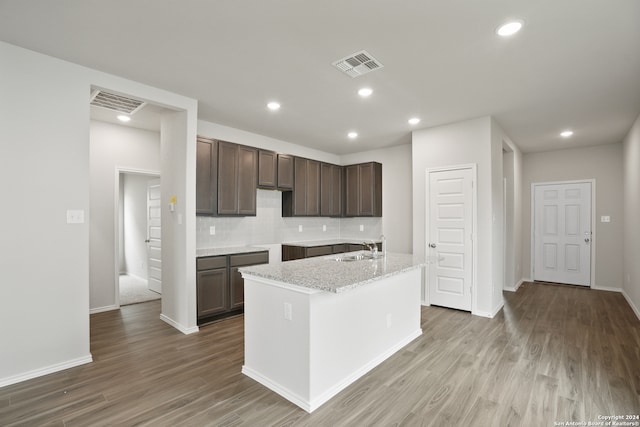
(217, 141), (257, 216)
(277, 154), (294, 190)
(282, 157), (320, 216)
(344, 162), (382, 217)
(196, 136), (218, 216)
(258, 149), (277, 189)
(321, 163), (343, 217)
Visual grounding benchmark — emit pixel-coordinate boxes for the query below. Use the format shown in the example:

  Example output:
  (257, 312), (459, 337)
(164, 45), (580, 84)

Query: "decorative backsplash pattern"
(196, 189), (382, 249)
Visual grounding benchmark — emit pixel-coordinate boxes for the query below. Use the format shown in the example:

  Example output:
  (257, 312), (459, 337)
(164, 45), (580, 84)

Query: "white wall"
(412, 116), (503, 317)
(0, 41), (197, 387)
(198, 120), (340, 164)
(623, 113), (640, 318)
(90, 121), (160, 310)
(123, 174), (156, 280)
(0, 41), (92, 386)
(340, 144), (413, 254)
(521, 143), (624, 290)
(160, 111), (199, 334)
(494, 120), (524, 292)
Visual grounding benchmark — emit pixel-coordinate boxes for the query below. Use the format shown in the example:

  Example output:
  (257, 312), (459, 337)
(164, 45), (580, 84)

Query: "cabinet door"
(344, 165), (359, 217)
(258, 149), (277, 189)
(293, 157), (307, 215)
(277, 154), (294, 190)
(320, 163), (332, 216)
(237, 145), (257, 215)
(230, 267), (244, 310)
(197, 268), (228, 318)
(217, 141), (239, 215)
(229, 251), (268, 309)
(330, 164), (343, 216)
(196, 137), (217, 216)
(306, 160), (321, 216)
(305, 245), (333, 258)
(359, 162), (375, 216)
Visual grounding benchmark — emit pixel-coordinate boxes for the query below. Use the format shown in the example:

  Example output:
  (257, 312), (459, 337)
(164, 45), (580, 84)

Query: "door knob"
(429, 243), (436, 248)
(145, 239), (150, 243)
(584, 238), (590, 243)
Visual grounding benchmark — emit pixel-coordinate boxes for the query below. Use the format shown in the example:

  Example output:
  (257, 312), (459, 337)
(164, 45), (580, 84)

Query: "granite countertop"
(282, 238), (380, 247)
(240, 252), (425, 293)
(196, 246), (269, 257)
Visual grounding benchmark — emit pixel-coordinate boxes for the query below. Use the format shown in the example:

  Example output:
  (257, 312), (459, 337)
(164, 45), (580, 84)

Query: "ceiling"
(1, 1), (639, 154)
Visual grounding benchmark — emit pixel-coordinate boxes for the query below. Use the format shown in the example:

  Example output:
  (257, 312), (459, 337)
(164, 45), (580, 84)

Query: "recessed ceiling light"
(267, 102), (280, 111)
(117, 115), (131, 122)
(560, 130), (574, 138)
(408, 117), (421, 125)
(358, 88), (373, 97)
(347, 132), (358, 139)
(496, 20), (523, 37)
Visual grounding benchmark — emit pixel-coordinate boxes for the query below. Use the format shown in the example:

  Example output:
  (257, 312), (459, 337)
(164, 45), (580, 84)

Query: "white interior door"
(428, 167), (473, 311)
(533, 182), (591, 286)
(147, 178), (162, 294)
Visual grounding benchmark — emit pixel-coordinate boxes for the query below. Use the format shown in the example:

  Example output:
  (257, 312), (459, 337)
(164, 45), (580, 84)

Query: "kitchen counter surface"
(281, 238), (380, 247)
(240, 252), (425, 293)
(196, 246), (269, 258)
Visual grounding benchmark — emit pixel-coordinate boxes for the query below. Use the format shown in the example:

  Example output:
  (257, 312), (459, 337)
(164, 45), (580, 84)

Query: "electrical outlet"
(360, 224), (364, 232)
(284, 302), (292, 320)
(66, 210), (85, 224)
(209, 226), (216, 235)
(323, 224), (327, 232)
(601, 215), (611, 223)
(298, 225), (303, 232)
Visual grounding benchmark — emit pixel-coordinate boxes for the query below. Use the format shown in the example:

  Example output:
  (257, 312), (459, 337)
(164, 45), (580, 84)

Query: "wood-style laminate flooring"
(1, 282), (639, 426)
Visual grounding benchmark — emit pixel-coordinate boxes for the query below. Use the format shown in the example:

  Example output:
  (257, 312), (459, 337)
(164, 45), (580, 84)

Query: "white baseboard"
(592, 285), (623, 292)
(622, 290), (640, 321)
(160, 314), (199, 335)
(473, 302), (503, 318)
(243, 329), (422, 413)
(504, 278), (525, 293)
(0, 355), (93, 388)
(90, 305), (118, 314)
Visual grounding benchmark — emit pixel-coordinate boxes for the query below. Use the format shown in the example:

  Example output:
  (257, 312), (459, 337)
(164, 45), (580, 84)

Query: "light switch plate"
(298, 225), (303, 232)
(601, 215), (611, 223)
(323, 225), (327, 232)
(210, 226), (216, 235)
(66, 210), (85, 224)
(359, 224), (364, 232)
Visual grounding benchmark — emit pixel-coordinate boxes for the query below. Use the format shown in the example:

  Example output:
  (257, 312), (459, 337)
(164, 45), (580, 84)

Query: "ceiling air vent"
(90, 90), (146, 114)
(332, 50), (384, 78)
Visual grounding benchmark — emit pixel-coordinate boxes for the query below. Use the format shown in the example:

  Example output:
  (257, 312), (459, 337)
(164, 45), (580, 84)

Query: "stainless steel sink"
(334, 253), (372, 262)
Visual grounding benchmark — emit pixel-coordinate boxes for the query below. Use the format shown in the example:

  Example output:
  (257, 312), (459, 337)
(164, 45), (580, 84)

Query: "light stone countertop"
(281, 238), (380, 247)
(240, 252), (425, 293)
(196, 246), (269, 257)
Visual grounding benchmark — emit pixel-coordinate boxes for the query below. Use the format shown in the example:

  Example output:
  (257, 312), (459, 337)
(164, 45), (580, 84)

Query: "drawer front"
(305, 245), (333, 257)
(197, 256), (227, 271)
(332, 244), (346, 254)
(230, 251), (269, 267)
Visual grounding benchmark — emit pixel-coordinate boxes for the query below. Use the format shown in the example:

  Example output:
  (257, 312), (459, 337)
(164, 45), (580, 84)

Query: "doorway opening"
(118, 171), (161, 306)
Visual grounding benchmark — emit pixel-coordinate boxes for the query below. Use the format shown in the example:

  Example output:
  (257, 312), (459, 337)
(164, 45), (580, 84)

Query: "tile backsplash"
(196, 189), (382, 248)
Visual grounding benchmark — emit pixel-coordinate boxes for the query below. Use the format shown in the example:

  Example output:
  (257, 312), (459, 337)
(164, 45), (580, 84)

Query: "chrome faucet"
(363, 241), (379, 258)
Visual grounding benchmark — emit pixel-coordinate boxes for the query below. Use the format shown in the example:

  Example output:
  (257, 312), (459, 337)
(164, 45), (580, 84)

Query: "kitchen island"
(240, 252), (425, 413)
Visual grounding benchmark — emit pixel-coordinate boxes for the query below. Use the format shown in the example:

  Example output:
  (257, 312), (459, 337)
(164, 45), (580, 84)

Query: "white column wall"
(412, 116), (498, 316)
(0, 41), (197, 386)
(623, 113), (640, 319)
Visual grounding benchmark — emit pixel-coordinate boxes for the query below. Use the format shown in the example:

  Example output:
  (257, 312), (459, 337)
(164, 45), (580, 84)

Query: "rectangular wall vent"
(332, 50), (384, 78)
(90, 90), (146, 114)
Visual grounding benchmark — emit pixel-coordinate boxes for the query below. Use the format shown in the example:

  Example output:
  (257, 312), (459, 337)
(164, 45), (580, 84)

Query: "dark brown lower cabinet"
(281, 242), (381, 261)
(197, 251), (268, 325)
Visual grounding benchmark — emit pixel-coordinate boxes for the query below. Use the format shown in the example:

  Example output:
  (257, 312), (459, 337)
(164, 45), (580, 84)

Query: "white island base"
(241, 268), (422, 413)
